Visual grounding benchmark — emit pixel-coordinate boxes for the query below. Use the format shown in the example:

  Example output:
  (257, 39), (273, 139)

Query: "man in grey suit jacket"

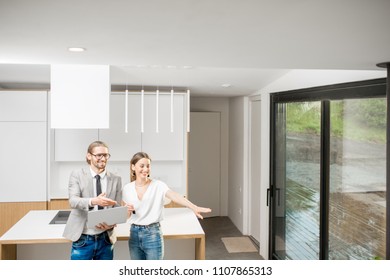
(63, 141), (122, 260)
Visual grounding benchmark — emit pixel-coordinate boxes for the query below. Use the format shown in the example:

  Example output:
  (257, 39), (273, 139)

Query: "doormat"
(221, 236), (258, 253)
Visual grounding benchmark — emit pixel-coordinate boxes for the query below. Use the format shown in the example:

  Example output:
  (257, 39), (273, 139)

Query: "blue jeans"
(70, 231), (114, 260)
(129, 222), (163, 260)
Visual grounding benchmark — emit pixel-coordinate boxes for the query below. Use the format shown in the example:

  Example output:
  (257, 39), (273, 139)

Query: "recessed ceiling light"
(221, 83), (231, 88)
(68, 47), (86, 52)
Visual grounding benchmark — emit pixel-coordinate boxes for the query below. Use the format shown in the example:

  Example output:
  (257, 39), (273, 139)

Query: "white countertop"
(0, 207), (204, 243)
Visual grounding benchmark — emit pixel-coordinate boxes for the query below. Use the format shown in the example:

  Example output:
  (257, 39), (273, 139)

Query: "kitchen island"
(0, 207), (205, 260)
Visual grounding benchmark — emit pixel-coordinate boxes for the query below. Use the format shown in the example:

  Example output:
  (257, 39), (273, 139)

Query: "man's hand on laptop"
(92, 193), (117, 207)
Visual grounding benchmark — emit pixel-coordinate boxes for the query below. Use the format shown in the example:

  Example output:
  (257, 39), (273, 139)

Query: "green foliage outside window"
(286, 99), (386, 143)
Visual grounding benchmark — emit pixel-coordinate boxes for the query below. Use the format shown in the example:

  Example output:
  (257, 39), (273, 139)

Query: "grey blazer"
(62, 168), (122, 242)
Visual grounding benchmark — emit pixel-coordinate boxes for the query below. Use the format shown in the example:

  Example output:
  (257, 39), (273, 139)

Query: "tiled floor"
(199, 216), (264, 260)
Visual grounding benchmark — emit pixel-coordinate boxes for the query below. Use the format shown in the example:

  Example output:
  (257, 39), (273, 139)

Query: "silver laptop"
(87, 206), (128, 228)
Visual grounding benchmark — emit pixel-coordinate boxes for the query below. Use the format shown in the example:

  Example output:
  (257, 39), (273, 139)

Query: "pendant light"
(141, 87), (144, 133)
(156, 88), (159, 133)
(125, 86), (128, 133)
(186, 89), (190, 132)
(170, 88), (174, 132)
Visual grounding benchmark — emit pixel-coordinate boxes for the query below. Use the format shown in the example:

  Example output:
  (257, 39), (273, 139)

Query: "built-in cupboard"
(0, 91), (47, 203)
(0, 91), (48, 236)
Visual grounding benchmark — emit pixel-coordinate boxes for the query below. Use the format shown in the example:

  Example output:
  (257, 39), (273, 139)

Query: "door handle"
(275, 187), (281, 206)
(267, 186), (281, 206)
(266, 188), (270, 206)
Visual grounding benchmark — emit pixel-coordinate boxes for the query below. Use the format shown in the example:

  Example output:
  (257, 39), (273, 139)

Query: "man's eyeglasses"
(91, 153), (111, 160)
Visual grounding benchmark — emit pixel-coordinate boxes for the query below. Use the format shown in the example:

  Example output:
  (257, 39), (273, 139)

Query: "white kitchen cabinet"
(0, 123), (47, 202)
(99, 94), (142, 161)
(54, 129), (99, 161)
(0, 91), (47, 121)
(0, 91), (47, 202)
(142, 94), (185, 160)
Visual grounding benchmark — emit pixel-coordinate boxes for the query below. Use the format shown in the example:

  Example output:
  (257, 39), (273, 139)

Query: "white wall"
(190, 97), (230, 216)
(228, 96), (248, 232)
(254, 69), (387, 259)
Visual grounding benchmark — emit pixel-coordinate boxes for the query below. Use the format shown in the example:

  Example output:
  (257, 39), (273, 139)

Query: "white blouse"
(122, 179), (170, 225)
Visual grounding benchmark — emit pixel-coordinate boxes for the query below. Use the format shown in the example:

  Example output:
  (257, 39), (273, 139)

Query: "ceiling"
(0, 0), (389, 96)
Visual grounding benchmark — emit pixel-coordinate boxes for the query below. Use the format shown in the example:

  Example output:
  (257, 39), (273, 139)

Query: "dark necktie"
(95, 175), (103, 210)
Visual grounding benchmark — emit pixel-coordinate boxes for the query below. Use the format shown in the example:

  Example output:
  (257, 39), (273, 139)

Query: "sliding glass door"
(329, 99), (386, 259)
(270, 79), (387, 260)
(273, 101), (322, 259)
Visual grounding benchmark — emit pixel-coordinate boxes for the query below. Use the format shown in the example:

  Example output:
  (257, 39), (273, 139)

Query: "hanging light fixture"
(186, 89), (190, 132)
(156, 88), (159, 133)
(124, 68), (129, 133)
(141, 87), (144, 133)
(170, 88), (174, 133)
(125, 87), (128, 133)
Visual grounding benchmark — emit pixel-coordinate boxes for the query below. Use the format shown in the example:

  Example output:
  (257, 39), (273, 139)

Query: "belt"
(131, 222), (160, 228)
(80, 231), (107, 240)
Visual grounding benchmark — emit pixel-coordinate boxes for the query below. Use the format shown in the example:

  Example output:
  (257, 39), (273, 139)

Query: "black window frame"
(269, 77), (387, 260)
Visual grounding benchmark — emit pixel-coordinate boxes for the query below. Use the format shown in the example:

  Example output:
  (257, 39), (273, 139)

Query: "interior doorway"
(188, 112), (221, 217)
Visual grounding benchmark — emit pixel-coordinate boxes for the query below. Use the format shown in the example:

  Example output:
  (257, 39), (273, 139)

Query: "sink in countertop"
(49, 210), (70, 224)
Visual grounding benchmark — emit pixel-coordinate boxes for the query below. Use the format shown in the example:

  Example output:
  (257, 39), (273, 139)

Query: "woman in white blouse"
(122, 152), (211, 260)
